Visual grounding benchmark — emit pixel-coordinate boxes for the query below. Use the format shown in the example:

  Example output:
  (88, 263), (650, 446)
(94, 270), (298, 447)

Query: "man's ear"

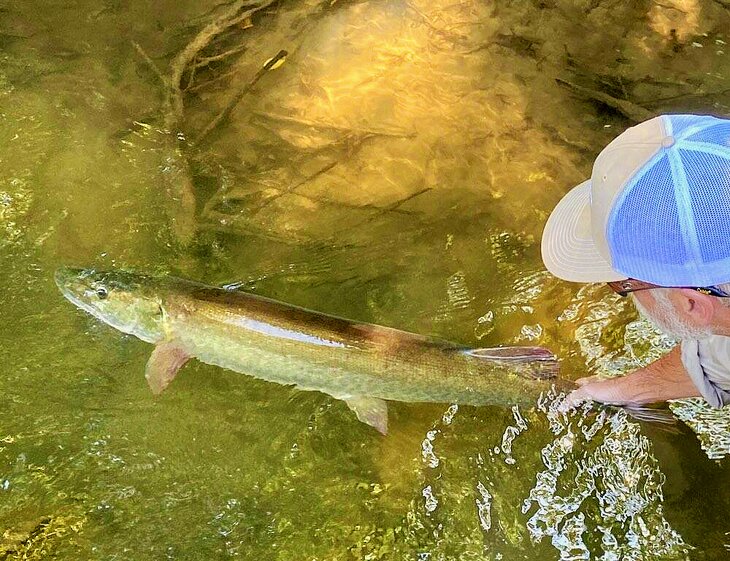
(677, 289), (716, 326)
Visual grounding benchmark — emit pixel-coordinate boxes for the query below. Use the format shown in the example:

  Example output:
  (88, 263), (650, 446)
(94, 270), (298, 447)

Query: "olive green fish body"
(162, 285), (562, 403)
(56, 268), (569, 433)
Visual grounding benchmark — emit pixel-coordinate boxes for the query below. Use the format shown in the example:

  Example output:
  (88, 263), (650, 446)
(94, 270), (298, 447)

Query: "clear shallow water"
(2, 0), (730, 559)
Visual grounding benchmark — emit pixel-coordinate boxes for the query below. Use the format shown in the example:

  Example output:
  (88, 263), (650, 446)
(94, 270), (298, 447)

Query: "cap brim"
(541, 180), (626, 283)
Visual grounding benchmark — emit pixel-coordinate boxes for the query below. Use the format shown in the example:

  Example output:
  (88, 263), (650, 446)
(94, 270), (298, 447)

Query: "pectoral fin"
(345, 396), (388, 435)
(145, 341), (191, 395)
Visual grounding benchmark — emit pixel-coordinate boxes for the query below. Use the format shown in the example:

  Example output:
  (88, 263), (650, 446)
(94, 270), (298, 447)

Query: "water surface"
(2, 0), (730, 559)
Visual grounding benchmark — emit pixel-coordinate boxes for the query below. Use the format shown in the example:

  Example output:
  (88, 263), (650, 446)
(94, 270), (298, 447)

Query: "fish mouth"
(54, 266), (99, 314)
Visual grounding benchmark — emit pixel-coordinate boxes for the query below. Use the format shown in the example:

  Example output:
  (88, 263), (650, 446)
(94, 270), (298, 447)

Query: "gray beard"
(630, 290), (712, 341)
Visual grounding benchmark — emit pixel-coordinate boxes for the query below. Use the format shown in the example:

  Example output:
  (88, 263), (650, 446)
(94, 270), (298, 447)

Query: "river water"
(2, 0), (730, 559)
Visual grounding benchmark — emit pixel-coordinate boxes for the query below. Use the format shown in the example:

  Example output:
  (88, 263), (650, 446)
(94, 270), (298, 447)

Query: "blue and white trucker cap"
(542, 114), (730, 287)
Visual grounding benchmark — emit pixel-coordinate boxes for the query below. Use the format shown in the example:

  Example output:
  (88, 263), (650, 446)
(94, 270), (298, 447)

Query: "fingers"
(575, 375), (603, 387)
(557, 376), (605, 412)
(559, 376), (632, 413)
(558, 388), (590, 413)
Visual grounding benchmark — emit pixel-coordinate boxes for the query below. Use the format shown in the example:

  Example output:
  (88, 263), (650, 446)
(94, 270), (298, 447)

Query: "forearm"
(564, 346), (702, 408)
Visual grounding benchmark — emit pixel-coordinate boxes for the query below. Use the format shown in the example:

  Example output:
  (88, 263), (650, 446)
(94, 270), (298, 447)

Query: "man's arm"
(561, 345), (701, 410)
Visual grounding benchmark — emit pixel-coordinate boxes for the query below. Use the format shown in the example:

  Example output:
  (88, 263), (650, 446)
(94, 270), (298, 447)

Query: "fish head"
(55, 267), (166, 343)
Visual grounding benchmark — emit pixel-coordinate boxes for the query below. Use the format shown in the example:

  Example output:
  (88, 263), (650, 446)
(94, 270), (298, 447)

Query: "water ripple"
(669, 398), (730, 460)
(489, 390), (691, 560)
(475, 480), (493, 532)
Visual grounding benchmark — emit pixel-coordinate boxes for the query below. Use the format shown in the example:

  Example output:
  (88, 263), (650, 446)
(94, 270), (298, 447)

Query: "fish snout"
(54, 266), (95, 301)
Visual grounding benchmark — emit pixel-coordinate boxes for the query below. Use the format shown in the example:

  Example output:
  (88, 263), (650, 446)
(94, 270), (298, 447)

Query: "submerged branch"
(640, 86), (730, 107)
(194, 49), (288, 145)
(252, 111), (417, 139)
(247, 132), (376, 214)
(192, 44), (248, 69)
(556, 78), (654, 122)
(165, 0), (278, 129)
(129, 1), (279, 244)
(132, 41), (168, 88)
(186, 68), (238, 92)
(345, 187), (432, 233)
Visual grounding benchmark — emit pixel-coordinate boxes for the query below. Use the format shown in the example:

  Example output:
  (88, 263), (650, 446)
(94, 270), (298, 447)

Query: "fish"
(55, 267), (574, 434)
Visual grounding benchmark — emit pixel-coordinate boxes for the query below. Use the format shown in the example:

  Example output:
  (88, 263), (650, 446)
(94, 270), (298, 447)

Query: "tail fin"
(620, 405), (680, 430)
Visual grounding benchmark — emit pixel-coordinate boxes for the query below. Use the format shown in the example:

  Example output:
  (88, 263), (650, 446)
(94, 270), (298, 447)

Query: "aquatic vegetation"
(0, 181), (32, 247)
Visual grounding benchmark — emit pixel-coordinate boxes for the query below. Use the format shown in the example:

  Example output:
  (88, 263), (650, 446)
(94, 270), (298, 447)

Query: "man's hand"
(559, 346), (701, 412)
(559, 376), (633, 411)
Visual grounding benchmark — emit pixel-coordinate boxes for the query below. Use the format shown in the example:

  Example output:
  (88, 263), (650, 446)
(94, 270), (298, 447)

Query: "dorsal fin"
(462, 346), (556, 362)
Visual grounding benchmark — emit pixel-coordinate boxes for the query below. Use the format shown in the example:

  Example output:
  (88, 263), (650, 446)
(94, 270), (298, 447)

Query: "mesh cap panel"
(684, 120), (730, 145)
(606, 114), (730, 286)
(667, 115), (707, 137)
(683, 150), (730, 266)
(608, 154), (689, 283)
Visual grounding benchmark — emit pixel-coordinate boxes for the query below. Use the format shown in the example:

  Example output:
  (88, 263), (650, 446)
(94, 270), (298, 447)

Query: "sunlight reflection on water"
(480, 391), (690, 560)
(670, 399), (730, 461)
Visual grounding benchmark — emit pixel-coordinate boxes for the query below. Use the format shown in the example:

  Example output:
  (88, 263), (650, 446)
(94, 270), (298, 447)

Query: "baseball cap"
(541, 114), (730, 287)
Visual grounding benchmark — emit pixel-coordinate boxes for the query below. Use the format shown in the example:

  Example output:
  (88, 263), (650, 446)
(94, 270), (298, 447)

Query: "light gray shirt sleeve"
(680, 336), (730, 408)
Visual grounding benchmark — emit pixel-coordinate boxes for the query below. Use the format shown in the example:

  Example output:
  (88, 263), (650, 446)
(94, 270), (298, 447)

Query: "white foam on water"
(421, 430), (440, 469)
(475, 480), (492, 532)
(441, 404), (458, 425)
(501, 404), (528, 465)
(422, 485), (438, 514)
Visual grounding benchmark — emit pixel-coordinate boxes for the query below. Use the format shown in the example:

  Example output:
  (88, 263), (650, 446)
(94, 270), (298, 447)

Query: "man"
(541, 113), (730, 410)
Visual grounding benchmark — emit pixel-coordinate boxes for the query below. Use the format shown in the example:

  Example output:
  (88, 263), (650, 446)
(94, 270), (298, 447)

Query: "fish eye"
(96, 287), (109, 300)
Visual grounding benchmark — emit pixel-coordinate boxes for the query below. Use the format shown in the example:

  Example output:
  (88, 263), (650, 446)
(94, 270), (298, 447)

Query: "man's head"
(541, 113), (730, 336)
(632, 288), (714, 340)
(607, 277), (730, 338)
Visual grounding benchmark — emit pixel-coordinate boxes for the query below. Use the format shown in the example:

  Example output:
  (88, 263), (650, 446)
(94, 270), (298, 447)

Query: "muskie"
(55, 267), (573, 434)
